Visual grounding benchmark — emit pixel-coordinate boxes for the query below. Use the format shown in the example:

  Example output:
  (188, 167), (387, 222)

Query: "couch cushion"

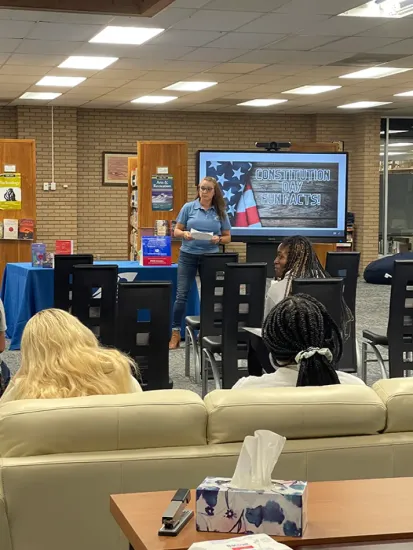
(0, 390), (207, 457)
(373, 378), (413, 433)
(205, 386), (386, 444)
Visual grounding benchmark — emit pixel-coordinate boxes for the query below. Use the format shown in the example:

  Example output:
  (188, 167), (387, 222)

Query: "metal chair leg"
(202, 349), (222, 397)
(201, 349), (209, 398)
(361, 341), (368, 382)
(184, 326), (191, 378)
(355, 337), (362, 371)
(363, 341), (388, 380)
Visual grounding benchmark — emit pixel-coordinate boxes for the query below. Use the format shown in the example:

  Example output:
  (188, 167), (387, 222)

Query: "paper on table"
(243, 327), (262, 337)
(190, 228), (213, 241)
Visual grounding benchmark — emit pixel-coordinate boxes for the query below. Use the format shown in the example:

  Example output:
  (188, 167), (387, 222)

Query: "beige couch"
(1, 379), (413, 550)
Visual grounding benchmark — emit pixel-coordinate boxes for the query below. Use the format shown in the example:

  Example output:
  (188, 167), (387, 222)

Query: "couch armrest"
(0, 461), (12, 550)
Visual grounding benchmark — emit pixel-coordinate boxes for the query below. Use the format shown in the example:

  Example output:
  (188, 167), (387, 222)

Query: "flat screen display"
(198, 150), (348, 242)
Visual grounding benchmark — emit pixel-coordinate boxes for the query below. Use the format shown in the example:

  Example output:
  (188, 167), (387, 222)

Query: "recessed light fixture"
(380, 151), (409, 156)
(387, 142), (413, 146)
(36, 76), (86, 87)
(59, 56), (118, 70)
(164, 81), (217, 92)
(20, 92), (62, 100)
(338, 101), (392, 109)
(238, 99), (288, 107)
(131, 95), (177, 104)
(90, 26), (164, 45)
(282, 85), (342, 95)
(340, 0), (413, 19)
(380, 129), (408, 134)
(340, 67), (411, 79)
(394, 90), (413, 97)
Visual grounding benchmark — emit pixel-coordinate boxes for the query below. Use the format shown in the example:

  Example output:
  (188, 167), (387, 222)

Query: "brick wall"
(0, 106), (381, 267)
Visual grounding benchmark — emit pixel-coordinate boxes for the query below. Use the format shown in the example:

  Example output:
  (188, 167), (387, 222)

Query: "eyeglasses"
(200, 186), (214, 192)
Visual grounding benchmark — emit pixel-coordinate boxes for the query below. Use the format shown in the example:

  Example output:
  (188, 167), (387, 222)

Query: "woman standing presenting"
(169, 176), (231, 349)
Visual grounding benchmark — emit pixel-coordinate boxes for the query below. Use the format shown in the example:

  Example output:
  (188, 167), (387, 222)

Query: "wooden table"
(110, 478), (413, 550)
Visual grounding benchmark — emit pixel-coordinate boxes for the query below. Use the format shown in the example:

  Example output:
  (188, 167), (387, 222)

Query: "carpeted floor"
(3, 280), (390, 396)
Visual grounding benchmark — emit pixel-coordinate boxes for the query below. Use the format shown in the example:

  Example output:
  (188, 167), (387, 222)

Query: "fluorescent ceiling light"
(131, 95), (177, 104)
(394, 90), (413, 96)
(282, 85), (342, 95)
(385, 142), (413, 146)
(238, 99), (288, 107)
(90, 26), (164, 45)
(36, 76), (85, 87)
(380, 151), (410, 156)
(338, 101), (392, 109)
(59, 56), (118, 70)
(380, 129), (408, 134)
(340, 67), (411, 79)
(164, 81), (217, 92)
(20, 92), (61, 100)
(340, 0), (413, 18)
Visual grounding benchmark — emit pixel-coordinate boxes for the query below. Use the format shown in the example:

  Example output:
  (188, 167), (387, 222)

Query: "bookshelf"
(127, 157), (138, 261)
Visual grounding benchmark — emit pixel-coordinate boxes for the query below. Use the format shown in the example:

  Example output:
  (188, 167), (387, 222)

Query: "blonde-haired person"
(169, 176), (231, 349)
(0, 308), (141, 403)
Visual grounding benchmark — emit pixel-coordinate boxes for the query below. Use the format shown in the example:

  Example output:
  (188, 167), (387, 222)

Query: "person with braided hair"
(234, 294), (363, 389)
(264, 235), (328, 318)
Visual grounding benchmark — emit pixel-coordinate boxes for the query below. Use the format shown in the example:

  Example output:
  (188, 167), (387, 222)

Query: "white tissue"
(228, 430), (286, 491)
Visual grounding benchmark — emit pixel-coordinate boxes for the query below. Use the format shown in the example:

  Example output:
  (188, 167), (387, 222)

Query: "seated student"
(0, 308), (141, 403)
(234, 294), (364, 389)
(264, 235), (328, 318)
(0, 298), (10, 395)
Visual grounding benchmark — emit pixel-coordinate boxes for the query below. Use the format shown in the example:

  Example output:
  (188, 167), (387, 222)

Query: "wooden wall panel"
(0, 139), (36, 281)
(137, 141), (188, 264)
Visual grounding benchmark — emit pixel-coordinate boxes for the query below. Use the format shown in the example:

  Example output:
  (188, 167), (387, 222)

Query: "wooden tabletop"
(110, 478), (413, 550)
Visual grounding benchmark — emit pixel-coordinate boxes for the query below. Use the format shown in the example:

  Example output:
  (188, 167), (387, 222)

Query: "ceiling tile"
(160, 60), (218, 71)
(26, 22), (102, 41)
(110, 9), (197, 28)
(251, 64), (319, 76)
(0, 74), (38, 84)
(95, 69), (148, 79)
(121, 79), (165, 89)
(370, 39), (413, 55)
(166, 0), (210, 8)
(6, 53), (71, 66)
(204, 0), (290, 11)
(0, 65), (49, 76)
(83, 100), (125, 108)
(359, 19), (413, 39)
(179, 48), (248, 62)
(315, 36), (401, 52)
(173, 10), (263, 31)
(16, 40), (82, 55)
(237, 13), (328, 34)
(0, 9), (111, 24)
(265, 35), (340, 51)
(111, 59), (169, 70)
(81, 78), (130, 88)
(193, 71), (242, 81)
(137, 70), (198, 81)
(208, 62), (268, 73)
(185, 104), (225, 110)
(149, 29), (223, 47)
(206, 32), (285, 49)
(0, 39), (22, 53)
(275, 0), (365, 15)
(0, 19), (34, 38)
(225, 73), (280, 84)
(232, 50), (348, 65)
(51, 96), (89, 106)
(304, 16), (386, 37)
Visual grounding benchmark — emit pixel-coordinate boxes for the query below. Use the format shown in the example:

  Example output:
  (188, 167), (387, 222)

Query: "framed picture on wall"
(102, 152), (135, 186)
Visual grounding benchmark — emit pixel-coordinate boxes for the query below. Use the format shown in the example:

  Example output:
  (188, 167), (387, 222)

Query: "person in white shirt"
(0, 308), (141, 403)
(234, 294), (364, 390)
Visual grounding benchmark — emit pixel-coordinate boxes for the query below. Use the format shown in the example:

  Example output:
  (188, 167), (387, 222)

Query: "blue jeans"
(172, 251), (202, 330)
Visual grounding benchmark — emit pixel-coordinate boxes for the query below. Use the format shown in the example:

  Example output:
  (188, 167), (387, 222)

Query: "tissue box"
(196, 477), (307, 537)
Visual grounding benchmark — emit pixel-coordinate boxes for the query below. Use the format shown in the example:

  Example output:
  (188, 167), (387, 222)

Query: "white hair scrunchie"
(295, 347), (333, 365)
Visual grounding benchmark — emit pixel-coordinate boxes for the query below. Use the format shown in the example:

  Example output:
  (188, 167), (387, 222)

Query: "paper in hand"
(190, 228), (214, 241)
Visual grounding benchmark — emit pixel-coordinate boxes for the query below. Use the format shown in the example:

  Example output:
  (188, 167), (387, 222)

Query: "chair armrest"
(0, 461), (12, 550)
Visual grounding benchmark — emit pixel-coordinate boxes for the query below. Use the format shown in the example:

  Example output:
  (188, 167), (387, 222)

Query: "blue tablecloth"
(1, 261), (200, 350)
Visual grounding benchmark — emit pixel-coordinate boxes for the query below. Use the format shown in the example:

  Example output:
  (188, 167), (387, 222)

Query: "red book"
(55, 240), (74, 255)
(18, 218), (35, 240)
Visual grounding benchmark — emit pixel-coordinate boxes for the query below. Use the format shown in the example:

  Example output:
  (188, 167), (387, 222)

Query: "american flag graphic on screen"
(206, 161), (262, 228)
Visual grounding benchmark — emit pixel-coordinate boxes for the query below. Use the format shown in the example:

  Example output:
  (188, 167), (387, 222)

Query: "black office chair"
(202, 263), (267, 395)
(185, 253), (238, 383)
(116, 282), (172, 390)
(291, 278), (344, 328)
(72, 265), (118, 346)
(326, 252), (361, 373)
(362, 260), (413, 381)
(54, 254), (93, 311)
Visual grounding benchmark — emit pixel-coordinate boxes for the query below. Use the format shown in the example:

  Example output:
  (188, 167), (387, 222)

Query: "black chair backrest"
(200, 253), (239, 340)
(325, 252), (360, 374)
(326, 252), (360, 314)
(116, 282), (171, 390)
(72, 265), (118, 346)
(291, 278), (343, 328)
(54, 254), (93, 311)
(221, 263), (267, 389)
(388, 260), (413, 377)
